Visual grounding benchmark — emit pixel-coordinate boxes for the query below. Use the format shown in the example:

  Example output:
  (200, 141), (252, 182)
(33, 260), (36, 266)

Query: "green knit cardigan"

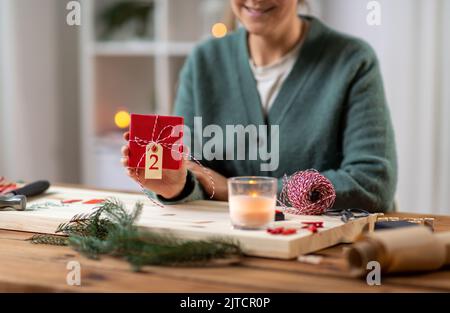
(152, 15), (397, 213)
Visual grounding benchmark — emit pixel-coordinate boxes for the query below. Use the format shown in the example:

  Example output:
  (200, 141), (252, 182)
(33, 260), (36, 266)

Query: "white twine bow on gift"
(128, 115), (215, 207)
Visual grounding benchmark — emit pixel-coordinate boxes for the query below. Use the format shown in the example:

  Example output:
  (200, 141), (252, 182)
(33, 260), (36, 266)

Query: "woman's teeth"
(244, 6), (274, 17)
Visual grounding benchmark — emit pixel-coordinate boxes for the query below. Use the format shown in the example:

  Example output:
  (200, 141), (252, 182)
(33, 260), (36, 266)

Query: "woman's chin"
(243, 24), (273, 36)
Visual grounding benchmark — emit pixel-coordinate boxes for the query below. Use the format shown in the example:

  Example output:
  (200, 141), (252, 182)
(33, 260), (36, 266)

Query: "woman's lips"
(243, 5), (276, 18)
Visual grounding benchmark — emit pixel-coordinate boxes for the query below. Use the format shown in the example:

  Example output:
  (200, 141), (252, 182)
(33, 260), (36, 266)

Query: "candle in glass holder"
(228, 177), (277, 230)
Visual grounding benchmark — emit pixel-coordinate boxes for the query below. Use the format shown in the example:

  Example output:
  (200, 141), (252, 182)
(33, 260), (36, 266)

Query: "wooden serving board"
(0, 186), (376, 259)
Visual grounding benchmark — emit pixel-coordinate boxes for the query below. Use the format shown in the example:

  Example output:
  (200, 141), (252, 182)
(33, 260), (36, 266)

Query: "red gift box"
(128, 114), (184, 170)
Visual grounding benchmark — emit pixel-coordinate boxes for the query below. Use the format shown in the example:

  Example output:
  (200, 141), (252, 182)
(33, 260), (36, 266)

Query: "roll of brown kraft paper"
(346, 226), (450, 276)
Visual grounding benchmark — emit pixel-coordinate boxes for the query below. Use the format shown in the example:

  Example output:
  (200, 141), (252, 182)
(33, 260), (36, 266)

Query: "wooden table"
(1, 186), (449, 292)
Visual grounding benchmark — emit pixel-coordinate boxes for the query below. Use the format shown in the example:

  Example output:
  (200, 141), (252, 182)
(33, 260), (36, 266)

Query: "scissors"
(325, 208), (370, 223)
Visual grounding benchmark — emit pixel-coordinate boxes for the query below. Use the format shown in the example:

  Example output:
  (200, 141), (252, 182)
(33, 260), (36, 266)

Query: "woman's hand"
(120, 132), (187, 199)
(186, 161), (229, 201)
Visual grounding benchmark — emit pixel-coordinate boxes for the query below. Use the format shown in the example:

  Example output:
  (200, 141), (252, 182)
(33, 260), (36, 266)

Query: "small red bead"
(267, 227), (286, 235)
(301, 221), (323, 227)
(282, 228), (297, 235)
(272, 228), (280, 234)
(308, 225), (318, 233)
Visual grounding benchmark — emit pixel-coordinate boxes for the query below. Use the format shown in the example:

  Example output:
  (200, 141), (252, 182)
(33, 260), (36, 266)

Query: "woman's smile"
(243, 4), (277, 18)
(231, 0), (299, 37)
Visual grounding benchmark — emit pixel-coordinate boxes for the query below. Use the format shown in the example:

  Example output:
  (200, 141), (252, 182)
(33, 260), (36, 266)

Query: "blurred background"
(0, 0), (449, 214)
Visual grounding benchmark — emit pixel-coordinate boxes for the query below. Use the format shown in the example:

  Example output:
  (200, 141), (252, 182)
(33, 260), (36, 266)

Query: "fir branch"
(68, 235), (109, 260)
(29, 198), (242, 270)
(28, 234), (68, 246)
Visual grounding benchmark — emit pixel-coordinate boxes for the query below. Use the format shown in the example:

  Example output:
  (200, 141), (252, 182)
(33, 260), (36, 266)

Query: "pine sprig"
(56, 213), (92, 234)
(28, 234), (68, 246)
(29, 198), (242, 270)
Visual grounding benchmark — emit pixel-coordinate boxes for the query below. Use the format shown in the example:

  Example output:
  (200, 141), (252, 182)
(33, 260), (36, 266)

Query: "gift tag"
(145, 143), (163, 179)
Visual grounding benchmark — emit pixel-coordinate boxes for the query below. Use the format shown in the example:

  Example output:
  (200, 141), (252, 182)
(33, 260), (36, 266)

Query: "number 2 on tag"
(145, 143), (162, 179)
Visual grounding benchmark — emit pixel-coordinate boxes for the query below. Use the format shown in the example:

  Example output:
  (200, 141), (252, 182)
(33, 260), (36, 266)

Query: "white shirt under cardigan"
(249, 23), (308, 115)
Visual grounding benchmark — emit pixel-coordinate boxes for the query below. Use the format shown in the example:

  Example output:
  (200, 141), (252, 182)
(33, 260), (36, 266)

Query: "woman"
(121, 0), (397, 213)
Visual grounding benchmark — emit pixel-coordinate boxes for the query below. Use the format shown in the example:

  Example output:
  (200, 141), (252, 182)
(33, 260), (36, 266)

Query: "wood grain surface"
(0, 184), (449, 292)
(0, 186), (376, 259)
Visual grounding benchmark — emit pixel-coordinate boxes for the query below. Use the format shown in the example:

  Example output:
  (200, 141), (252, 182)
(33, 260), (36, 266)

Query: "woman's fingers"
(123, 131), (130, 141)
(121, 145), (129, 157)
(126, 167), (144, 180)
(188, 165), (204, 179)
(120, 145), (130, 167)
(121, 157), (129, 167)
(186, 161), (215, 185)
(186, 160), (203, 172)
(126, 167), (134, 177)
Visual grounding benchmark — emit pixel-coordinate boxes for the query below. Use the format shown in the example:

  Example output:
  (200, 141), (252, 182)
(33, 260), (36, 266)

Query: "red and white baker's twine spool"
(279, 169), (336, 215)
(128, 115), (215, 207)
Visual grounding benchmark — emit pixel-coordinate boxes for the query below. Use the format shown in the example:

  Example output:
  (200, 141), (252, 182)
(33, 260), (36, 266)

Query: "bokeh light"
(211, 22), (227, 38)
(114, 110), (131, 129)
